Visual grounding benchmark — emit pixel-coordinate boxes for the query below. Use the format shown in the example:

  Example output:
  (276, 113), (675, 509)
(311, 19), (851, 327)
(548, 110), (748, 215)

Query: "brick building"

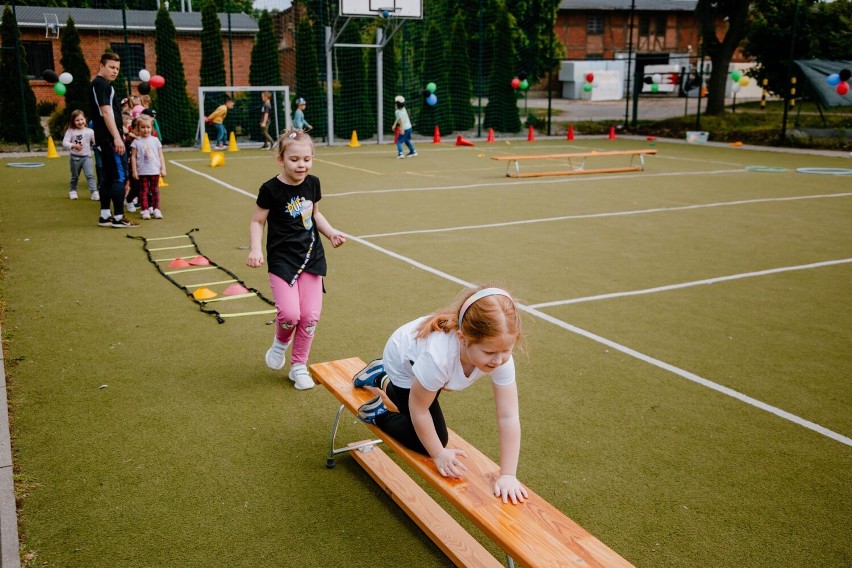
(13, 6), (258, 105)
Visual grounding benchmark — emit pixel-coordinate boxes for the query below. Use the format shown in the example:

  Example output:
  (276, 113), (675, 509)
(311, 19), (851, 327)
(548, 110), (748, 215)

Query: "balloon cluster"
(42, 69), (73, 95)
(826, 68), (851, 96)
(730, 70), (749, 94)
(642, 73), (663, 93)
(582, 73), (596, 93)
(511, 71), (530, 91)
(422, 82), (437, 106)
(137, 69), (165, 96)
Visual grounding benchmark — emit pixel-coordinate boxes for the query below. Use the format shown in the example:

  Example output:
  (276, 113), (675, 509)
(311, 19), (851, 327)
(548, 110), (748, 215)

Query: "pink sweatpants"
(268, 271), (323, 365)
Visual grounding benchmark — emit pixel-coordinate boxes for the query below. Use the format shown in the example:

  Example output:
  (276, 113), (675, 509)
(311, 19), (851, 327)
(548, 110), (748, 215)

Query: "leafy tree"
(200, 0), (227, 114)
(483, 3), (521, 133)
(154, 5), (195, 144)
(0, 5), (43, 144)
(59, 16), (91, 127)
(294, 16), (327, 139)
(696, 0), (753, 115)
(509, 0), (562, 86)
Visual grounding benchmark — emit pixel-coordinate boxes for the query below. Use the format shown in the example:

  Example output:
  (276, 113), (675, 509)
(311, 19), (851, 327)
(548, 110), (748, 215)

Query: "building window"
(587, 14), (604, 35)
(639, 15), (667, 37)
(21, 41), (54, 79)
(110, 42), (145, 81)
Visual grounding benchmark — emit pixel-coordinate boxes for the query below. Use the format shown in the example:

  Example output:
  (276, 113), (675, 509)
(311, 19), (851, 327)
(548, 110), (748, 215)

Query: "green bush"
(47, 106), (67, 141)
(37, 100), (57, 117)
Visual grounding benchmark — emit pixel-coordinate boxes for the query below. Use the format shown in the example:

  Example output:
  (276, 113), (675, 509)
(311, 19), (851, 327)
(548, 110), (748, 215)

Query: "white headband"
(458, 288), (513, 329)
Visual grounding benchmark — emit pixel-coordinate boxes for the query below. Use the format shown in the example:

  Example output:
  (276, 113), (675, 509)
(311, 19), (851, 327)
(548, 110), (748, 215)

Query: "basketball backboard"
(340, 0), (422, 19)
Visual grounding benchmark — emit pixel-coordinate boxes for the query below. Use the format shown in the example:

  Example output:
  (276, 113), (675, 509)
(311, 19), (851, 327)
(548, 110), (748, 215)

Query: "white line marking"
(356, 192), (852, 239)
(170, 160), (257, 199)
(529, 258), (852, 307)
(345, 234), (852, 447)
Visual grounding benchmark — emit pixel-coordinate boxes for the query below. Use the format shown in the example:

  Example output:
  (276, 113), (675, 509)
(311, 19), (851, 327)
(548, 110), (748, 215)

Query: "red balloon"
(837, 82), (850, 96)
(511, 77), (520, 89)
(585, 73), (594, 83)
(149, 74), (165, 88)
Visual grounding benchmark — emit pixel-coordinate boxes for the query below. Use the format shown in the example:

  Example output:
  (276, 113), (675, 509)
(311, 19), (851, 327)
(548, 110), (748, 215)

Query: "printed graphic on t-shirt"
(286, 196), (313, 230)
(72, 133), (83, 146)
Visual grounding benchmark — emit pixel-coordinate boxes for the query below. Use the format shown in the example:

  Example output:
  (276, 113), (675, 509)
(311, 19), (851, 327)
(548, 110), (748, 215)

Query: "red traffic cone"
(455, 135), (475, 147)
(393, 127), (399, 145)
(527, 125), (536, 142)
(608, 125), (616, 140)
(432, 126), (441, 144)
(486, 128), (495, 143)
(567, 124), (574, 141)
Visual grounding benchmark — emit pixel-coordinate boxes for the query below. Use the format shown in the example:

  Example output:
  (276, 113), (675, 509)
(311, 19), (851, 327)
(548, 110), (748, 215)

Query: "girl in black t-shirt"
(246, 130), (346, 390)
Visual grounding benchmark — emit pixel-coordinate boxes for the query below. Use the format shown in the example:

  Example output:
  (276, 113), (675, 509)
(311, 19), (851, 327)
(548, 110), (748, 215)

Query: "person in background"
(61, 109), (98, 201)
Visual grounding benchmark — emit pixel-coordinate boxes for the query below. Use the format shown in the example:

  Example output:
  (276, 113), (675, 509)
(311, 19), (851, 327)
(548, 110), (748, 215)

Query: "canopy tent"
(794, 59), (852, 107)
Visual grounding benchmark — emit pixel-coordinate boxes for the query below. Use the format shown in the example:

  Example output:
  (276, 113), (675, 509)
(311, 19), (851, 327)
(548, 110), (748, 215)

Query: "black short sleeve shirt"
(89, 75), (121, 144)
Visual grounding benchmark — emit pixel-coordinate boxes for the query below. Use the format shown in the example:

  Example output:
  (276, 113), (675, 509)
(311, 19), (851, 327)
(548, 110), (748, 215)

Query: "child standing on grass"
(391, 95), (416, 159)
(206, 96), (234, 149)
(130, 114), (166, 220)
(62, 109), (98, 201)
(292, 97), (312, 132)
(246, 130), (346, 390)
(353, 285), (529, 504)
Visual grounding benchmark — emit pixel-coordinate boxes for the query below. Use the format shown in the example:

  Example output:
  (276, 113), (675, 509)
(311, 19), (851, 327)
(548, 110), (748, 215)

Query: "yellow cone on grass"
(201, 132), (211, 153)
(228, 131), (239, 152)
(159, 176), (169, 187)
(47, 137), (59, 158)
(348, 130), (360, 148)
(192, 287), (217, 300)
(210, 151), (225, 168)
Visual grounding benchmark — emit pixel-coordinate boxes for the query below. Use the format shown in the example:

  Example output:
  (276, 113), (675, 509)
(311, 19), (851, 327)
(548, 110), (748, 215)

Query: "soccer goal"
(196, 86), (292, 148)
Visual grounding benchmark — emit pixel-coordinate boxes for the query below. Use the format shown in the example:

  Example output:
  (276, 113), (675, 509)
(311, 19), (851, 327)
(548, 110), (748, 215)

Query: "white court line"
(170, 160), (257, 199)
(529, 258), (852, 307)
(346, 234), (852, 447)
(356, 192), (852, 239)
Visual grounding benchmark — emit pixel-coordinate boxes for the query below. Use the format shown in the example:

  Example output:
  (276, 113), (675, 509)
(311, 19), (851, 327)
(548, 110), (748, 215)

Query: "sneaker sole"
(265, 347), (286, 370)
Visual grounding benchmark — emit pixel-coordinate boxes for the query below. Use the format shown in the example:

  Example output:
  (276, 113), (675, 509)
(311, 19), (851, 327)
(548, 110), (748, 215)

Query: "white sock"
(113, 214), (123, 221)
(101, 209), (110, 218)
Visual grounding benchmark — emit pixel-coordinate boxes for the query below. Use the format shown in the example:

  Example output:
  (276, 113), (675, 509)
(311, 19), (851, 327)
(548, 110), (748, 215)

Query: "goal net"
(197, 86), (292, 148)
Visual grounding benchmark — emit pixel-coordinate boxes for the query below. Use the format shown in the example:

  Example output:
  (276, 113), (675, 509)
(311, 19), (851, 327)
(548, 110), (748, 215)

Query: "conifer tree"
(200, 0), (226, 114)
(0, 5), (43, 144)
(154, 5), (195, 144)
(483, 4), (521, 133)
(249, 10), (280, 140)
(59, 16), (91, 128)
(416, 20), (449, 136)
(335, 23), (372, 139)
(295, 16), (327, 139)
(446, 9), (474, 133)
(381, 30), (399, 135)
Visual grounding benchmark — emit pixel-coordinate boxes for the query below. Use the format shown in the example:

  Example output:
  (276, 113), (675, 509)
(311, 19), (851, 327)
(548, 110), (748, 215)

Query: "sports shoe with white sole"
(69, 190), (78, 200)
(357, 396), (389, 424)
(265, 337), (289, 370)
(153, 208), (163, 219)
(125, 200), (137, 213)
(141, 210), (151, 220)
(111, 216), (139, 228)
(98, 215), (114, 227)
(91, 191), (100, 201)
(353, 358), (386, 389)
(288, 364), (315, 390)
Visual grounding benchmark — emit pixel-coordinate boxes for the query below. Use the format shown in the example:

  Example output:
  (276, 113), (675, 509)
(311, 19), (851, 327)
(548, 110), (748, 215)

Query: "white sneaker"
(288, 364), (314, 390)
(396, 154), (405, 159)
(153, 208), (163, 219)
(69, 190), (78, 200)
(125, 201), (137, 213)
(265, 337), (289, 370)
(141, 210), (151, 220)
(90, 191), (100, 201)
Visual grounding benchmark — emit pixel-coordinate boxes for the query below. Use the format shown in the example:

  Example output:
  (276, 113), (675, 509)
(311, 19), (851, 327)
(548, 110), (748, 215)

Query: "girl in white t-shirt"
(130, 114), (166, 220)
(354, 286), (528, 504)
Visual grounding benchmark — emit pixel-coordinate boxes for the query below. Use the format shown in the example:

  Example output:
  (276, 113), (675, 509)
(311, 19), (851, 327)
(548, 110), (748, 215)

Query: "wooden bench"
(309, 357), (635, 568)
(492, 149), (657, 178)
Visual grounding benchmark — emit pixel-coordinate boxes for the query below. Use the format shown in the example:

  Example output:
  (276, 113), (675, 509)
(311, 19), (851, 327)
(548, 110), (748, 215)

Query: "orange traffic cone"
(432, 126), (441, 144)
(567, 124), (574, 141)
(608, 125), (616, 140)
(455, 135), (474, 147)
(527, 125), (535, 142)
(486, 128), (495, 143)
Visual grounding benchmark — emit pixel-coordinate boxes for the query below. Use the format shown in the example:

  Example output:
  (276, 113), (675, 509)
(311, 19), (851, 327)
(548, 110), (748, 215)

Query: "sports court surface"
(1, 136), (850, 567)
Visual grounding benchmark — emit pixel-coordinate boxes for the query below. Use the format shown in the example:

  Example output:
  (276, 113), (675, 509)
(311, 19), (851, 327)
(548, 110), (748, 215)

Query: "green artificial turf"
(1, 138), (850, 567)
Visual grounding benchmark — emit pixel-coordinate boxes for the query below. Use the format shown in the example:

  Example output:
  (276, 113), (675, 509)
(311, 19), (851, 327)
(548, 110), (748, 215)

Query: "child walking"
(130, 114), (166, 220)
(391, 95), (416, 159)
(206, 96), (234, 149)
(292, 97), (312, 131)
(61, 109), (98, 201)
(259, 91), (275, 149)
(246, 130), (346, 389)
(353, 285), (529, 504)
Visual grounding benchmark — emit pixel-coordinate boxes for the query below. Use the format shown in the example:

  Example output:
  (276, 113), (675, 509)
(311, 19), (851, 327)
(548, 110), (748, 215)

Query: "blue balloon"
(426, 93), (437, 106)
(827, 73), (841, 86)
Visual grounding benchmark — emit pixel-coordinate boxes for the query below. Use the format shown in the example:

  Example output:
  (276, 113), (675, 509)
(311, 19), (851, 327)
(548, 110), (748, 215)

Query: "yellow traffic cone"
(348, 130), (360, 148)
(47, 137), (59, 158)
(228, 131), (239, 152)
(159, 176), (169, 187)
(210, 151), (225, 168)
(201, 132), (211, 153)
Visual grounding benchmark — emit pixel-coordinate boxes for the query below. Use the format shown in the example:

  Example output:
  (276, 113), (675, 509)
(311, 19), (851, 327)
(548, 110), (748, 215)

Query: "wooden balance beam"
(492, 149), (657, 178)
(309, 357), (635, 568)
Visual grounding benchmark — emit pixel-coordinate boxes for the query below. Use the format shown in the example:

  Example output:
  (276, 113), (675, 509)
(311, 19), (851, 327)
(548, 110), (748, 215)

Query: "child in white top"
(129, 114), (166, 220)
(62, 109), (98, 200)
(353, 285), (529, 505)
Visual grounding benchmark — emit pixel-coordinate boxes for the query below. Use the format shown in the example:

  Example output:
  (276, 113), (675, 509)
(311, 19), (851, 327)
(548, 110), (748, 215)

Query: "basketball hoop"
(44, 14), (60, 39)
(375, 6), (401, 19)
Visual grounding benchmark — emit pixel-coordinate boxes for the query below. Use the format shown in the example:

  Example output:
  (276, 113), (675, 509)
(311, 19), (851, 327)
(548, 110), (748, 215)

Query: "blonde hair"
(134, 114), (153, 131)
(415, 285), (522, 344)
(275, 129), (314, 160)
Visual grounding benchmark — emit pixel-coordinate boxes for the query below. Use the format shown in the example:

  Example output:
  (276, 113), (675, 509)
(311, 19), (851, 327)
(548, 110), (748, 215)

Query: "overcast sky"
(253, 0), (291, 11)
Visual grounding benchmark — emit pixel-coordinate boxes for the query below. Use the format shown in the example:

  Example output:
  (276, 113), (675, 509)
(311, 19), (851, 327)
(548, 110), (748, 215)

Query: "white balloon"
(58, 72), (73, 85)
(652, 73), (662, 84)
(139, 69), (151, 82)
(731, 82), (741, 93)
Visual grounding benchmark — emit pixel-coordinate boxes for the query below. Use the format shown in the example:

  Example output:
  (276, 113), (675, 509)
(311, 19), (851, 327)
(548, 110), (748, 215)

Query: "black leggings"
(376, 382), (448, 456)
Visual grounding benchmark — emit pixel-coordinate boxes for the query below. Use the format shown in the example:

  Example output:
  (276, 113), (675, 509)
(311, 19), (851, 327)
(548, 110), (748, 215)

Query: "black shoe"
(98, 215), (114, 227)
(111, 216), (139, 228)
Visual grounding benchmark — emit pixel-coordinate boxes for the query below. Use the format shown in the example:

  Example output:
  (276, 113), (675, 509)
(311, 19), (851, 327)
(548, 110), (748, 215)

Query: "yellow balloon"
(739, 77), (749, 86)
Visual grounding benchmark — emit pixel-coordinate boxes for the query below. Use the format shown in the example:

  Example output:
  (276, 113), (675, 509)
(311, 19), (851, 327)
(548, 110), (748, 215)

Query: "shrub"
(37, 100), (57, 116)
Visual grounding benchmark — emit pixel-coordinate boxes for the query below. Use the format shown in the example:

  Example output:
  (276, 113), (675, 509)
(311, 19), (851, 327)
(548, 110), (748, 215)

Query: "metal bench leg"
(506, 554), (516, 568)
(325, 403), (382, 469)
